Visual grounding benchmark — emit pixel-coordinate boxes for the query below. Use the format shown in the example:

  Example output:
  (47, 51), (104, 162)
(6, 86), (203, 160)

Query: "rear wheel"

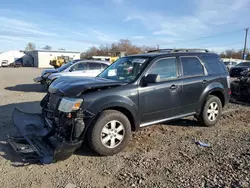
(199, 95), (222, 127)
(88, 110), (131, 156)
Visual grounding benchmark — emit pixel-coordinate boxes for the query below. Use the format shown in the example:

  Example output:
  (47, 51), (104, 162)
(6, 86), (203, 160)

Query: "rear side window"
(88, 63), (102, 70)
(180, 57), (204, 76)
(199, 54), (227, 74)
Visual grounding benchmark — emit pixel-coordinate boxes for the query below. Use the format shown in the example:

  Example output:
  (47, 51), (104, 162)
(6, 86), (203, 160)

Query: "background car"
(223, 61), (238, 71)
(34, 59), (81, 84)
(1, 60), (9, 67)
(46, 60), (110, 87)
(229, 62), (250, 77)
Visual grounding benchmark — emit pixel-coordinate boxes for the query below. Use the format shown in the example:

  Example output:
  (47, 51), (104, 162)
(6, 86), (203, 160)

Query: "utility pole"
(243, 28), (249, 60)
(157, 45), (159, 50)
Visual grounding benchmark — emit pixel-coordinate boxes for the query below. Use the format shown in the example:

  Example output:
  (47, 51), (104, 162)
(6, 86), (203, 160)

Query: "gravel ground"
(0, 68), (249, 188)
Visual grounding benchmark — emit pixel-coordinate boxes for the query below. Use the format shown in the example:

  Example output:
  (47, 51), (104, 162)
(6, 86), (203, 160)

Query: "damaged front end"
(231, 70), (250, 101)
(8, 93), (87, 164)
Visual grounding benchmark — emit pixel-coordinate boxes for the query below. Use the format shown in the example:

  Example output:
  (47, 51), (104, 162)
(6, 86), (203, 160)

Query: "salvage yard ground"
(0, 68), (249, 188)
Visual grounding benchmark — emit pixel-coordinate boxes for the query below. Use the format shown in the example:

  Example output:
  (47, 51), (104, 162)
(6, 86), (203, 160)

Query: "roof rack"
(146, 49), (173, 53)
(145, 48), (210, 53)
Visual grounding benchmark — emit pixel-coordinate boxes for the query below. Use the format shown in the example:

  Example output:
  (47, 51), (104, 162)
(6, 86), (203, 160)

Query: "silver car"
(46, 60), (110, 87)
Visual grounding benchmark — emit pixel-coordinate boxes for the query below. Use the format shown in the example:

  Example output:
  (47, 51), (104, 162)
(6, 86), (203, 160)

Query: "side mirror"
(141, 74), (160, 86)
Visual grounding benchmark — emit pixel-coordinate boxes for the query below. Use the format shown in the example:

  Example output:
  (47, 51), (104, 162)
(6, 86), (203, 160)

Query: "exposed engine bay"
(8, 93), (86, 164)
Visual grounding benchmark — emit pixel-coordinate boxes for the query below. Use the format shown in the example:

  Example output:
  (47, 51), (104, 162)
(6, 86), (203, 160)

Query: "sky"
(0, 0), (250, 53)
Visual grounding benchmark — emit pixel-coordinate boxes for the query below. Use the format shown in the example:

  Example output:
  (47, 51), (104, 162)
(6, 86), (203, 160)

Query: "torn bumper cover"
(8, 109), (83, 164)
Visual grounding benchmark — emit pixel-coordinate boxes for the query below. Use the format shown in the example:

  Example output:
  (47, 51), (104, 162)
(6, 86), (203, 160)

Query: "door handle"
(170, 84), (178, 90)
(202, 80), (207, 84)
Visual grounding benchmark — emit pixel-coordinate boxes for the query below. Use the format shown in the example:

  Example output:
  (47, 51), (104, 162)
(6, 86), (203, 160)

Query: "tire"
(88, 110), (131, 156)
(198, 95), (222, 127)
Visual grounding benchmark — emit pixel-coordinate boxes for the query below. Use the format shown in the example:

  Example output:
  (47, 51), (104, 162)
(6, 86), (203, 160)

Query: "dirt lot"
(0, 68), (249, 188)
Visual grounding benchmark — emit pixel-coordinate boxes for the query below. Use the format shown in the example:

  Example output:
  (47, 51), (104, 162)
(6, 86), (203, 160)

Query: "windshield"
(236, 62), (250, 67)
(98, 56), (149, 82)
(224, 62), (230, 65)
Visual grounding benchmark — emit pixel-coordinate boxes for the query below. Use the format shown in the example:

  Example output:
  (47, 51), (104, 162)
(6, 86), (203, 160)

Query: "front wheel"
(88, 110), (131, 156)
(199, 95), (222, 127)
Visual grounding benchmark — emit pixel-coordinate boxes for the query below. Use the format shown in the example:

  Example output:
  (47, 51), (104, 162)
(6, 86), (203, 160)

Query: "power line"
(158, 28), (244, 46)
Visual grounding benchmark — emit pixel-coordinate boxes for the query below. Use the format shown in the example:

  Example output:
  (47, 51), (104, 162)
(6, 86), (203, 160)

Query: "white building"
(25, 50), (80, 68)
(0, 50), (32, 67)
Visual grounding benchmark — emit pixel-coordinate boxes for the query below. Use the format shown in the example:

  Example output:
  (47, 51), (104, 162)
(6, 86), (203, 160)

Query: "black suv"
(9, 49), (231, 164)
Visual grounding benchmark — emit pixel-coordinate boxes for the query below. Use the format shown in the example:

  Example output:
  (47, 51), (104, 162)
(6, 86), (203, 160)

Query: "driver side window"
(72, 62), (86, 71)
(148, 57), (177, 82)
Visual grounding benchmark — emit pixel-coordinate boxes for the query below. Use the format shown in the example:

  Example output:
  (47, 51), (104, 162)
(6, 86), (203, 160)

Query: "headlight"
(58, 98), (83, 112)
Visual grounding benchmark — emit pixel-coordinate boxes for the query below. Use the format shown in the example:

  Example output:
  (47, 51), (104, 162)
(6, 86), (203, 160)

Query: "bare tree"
(25, 42), (36, 51)
(42, 45), (52, 50)
(82, 39), (158, 58)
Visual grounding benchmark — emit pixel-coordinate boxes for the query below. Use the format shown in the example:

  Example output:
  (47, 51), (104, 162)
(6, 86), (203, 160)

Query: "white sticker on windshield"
(108, 69), (117, 76)
(132, 59), (147, 64)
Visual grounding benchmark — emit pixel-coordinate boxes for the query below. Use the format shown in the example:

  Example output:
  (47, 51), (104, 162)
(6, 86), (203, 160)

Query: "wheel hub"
(100, 120), (125, 149)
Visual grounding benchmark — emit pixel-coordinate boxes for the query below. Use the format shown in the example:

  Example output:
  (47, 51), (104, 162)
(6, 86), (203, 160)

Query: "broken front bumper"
(33, 76), (43, 83)
(8, 109), (83, 164)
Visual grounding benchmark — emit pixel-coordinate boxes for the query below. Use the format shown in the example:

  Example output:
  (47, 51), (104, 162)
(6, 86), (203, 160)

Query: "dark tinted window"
(88, 63), (102, 70)
(148, 57), (177, 81)
(180, 57), (204, 76)
(236, 62), (250, 67)
(199, 54), (226, 74)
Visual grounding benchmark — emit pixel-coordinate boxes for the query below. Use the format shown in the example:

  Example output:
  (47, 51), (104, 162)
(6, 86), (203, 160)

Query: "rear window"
(198, 54), (227, 74)
(236, 62), (250, 67)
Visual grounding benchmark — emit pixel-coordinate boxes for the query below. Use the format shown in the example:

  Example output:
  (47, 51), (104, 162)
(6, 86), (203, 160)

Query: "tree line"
(24, 40), (249, 60)
(81, 39), (157, 58)
(219, 49), (250, 60)
(25, 42), (65, 51)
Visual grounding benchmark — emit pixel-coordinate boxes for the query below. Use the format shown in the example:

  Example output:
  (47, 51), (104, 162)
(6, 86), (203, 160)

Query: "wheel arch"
(86, 96), (140, 132)
(197, 82), (226, 114)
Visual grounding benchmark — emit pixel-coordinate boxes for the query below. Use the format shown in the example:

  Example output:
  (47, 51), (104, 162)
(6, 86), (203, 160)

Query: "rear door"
(179, 56), (209, 114)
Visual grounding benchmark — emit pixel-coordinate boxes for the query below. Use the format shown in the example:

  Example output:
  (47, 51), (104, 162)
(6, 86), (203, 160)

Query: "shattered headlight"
(58, 98), (83, 112)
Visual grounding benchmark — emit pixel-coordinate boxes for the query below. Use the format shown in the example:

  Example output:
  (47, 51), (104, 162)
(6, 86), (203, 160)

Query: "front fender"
(197, 82), (225, 114)
(87, 95), (140, 130)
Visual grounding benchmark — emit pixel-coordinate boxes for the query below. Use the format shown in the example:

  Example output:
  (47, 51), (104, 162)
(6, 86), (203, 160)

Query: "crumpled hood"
(49, 76), (125, 97)
(42, 69), (58, 76)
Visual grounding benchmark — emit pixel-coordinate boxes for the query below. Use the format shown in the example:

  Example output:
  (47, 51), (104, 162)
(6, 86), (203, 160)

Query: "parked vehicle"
(1, 60), (8, 67)
(45, 60), (110, 87)
(231, 70), (250, 101)
(8, 49), (230, 164)
(229, 62), (250, 77)
(223, 61), (238, 71)
(34, 59), (81, 84)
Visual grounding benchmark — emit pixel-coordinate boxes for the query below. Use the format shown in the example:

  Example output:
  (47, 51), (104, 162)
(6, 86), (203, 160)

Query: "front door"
(139, 57), (183, 125)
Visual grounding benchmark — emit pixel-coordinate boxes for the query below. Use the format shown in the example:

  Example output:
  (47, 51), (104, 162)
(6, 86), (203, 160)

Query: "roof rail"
(145, 49), (173, 53)
(145, 48), (209, 53)
(172, 49), (210, 53)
